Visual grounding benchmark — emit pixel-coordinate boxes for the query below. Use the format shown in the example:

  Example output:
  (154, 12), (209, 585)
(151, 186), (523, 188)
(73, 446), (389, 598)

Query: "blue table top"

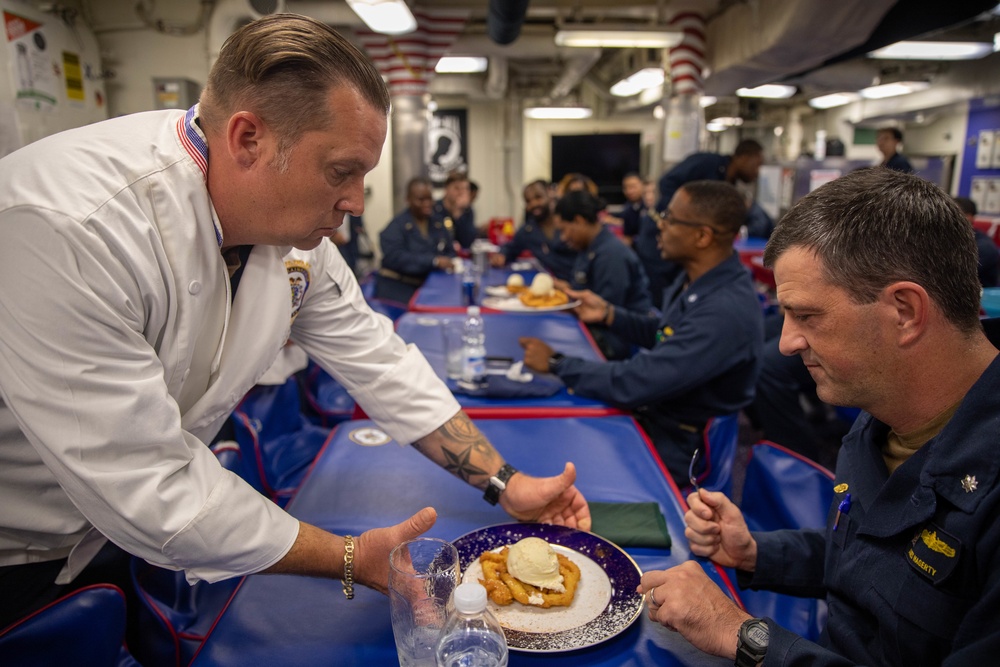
(395, 311), (620, 418)
(190, 416), (738, 667)
(411, 266), (540, 313)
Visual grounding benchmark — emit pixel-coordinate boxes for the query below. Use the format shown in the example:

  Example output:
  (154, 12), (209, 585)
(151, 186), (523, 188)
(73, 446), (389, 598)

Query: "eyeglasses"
(688, 447), (701, 491)
(658, 210), (730, 236)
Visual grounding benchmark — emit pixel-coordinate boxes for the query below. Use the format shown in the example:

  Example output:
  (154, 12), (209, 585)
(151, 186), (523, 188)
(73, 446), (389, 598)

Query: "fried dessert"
(478, 538), (581, 608)
(505, 273), (527, 294)
(518, 274), (569, 308)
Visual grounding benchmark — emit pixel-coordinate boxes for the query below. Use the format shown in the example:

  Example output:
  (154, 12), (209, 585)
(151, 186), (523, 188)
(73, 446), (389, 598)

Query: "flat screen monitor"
(551, 133), (641, 205)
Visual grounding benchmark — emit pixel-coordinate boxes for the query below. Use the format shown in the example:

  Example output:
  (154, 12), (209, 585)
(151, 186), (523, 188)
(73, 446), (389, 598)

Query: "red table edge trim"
(750, 440), (836, 480)
(631, 416), (747, 611)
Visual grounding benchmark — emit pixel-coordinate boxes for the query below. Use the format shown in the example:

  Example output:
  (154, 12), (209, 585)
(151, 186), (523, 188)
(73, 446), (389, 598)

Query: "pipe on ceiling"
(549, 48), (602, 100)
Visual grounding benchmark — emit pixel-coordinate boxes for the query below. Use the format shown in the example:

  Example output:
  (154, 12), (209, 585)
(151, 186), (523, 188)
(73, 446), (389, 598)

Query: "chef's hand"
(518, 336), (555, 373)
(638, 561), (750, 660)
(685, 488), (757, 571)
(563, 288), (608, 323)
(500, 463), (591, 531)
(433, 256), (454, 270)
(354, 507), (438, 594)
(489, 253), (506, 268)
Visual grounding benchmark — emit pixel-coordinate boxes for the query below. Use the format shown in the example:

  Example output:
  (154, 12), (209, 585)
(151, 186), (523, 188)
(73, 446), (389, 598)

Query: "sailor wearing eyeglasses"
(520, 181), (764, 486)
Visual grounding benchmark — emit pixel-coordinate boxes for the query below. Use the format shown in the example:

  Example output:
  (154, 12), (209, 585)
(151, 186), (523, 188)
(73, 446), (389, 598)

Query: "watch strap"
(483, 463), (518, 505)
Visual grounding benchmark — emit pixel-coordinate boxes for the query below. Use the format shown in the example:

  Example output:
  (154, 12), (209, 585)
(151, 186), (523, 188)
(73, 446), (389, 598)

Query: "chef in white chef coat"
(0, 14), (589, 628)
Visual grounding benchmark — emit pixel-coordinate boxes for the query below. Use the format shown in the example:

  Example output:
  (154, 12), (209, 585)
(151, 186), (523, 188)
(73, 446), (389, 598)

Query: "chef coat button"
(188, 281), (202, 295)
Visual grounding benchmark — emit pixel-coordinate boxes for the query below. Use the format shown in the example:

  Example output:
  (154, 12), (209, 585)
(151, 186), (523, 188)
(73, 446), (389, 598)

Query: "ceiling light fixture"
(699, 96), (717, 107)
(610, 67), (665, 97)
(859, 81), (931, 99)
(346, 0), (417, 35)
(736, 84), (797, 99)
(706, 116), (743, 132)
(435, 57), (488, 73)
(867, 40), (995, 61)
(808, 92), (861, 109)
(523, 106), (593, 120)
(554, 24), (684, 48)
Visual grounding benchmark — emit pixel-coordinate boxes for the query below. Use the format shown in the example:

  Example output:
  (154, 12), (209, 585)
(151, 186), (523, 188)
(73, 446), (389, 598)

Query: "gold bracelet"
(342, 535), (355, 600)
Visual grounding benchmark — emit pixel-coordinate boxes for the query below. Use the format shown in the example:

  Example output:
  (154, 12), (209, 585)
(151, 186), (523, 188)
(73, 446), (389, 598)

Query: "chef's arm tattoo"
(412, 411), (503, 487)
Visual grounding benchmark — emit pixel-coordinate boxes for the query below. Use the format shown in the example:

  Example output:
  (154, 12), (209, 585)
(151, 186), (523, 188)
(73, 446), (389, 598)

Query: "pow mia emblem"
(348, 427), (392, 447)
(285, 259), (311, 322)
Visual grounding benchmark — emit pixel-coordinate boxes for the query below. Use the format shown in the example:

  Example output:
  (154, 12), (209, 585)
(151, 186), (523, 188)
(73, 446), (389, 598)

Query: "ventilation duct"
(487, 0), (530, 45)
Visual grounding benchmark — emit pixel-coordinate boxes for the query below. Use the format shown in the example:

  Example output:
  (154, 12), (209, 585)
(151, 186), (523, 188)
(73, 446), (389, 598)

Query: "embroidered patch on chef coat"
(906, 524), (961, 584)
(285, 259), (311, 322)
(574, 270), (588, 286)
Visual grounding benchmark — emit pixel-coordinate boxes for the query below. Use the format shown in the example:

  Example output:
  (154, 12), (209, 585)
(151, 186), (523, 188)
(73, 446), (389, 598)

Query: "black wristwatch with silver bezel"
(547, 352), (566, 373)
(734, 617), (769, 667)
(483, 463), (518, 505)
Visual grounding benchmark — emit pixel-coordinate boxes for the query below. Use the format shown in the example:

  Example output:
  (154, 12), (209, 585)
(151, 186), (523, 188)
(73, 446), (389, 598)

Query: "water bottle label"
(462, 280), (476, 306)
(464, 353), (485, 383)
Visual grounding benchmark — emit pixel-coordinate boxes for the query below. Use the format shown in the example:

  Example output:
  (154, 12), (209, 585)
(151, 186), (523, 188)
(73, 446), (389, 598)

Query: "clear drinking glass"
(388, 538), (461, 667)
(441, 319), (465, 380)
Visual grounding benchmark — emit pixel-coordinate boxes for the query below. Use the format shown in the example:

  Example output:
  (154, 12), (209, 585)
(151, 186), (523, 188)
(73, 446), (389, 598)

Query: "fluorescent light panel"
(346, 0), (417, 35)
(707, 116), (743, 131)
(699, 96), (717, 107)
(523, 106), (593, 120)
(859, 81), (930, 99)
(435, 57), (488, 73)
(867, 40), (995, 60)
(555, 25), (683, 48)
(736, 84), (797, 99)
(808, 92), (861, 109)
(610, 67), (665, 97)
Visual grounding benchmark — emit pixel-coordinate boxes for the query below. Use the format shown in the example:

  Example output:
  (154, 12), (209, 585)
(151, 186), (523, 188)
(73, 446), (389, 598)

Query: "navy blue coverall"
(552, 253), (764, 484)
(375, 210), (455, 304)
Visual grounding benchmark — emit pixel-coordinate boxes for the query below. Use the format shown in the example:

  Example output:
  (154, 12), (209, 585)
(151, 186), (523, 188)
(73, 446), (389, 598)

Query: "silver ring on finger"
(649, 587), (659, 606)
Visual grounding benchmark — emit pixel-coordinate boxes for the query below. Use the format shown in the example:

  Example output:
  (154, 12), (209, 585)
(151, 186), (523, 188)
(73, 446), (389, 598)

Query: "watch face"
(745, 621), (769, 648)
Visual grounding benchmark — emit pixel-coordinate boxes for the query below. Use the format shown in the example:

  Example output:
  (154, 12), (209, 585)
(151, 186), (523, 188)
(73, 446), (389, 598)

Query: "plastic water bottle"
(435, 582), (508, 667)
(461, 259), (478, 307)
(461, 306), (487, 387)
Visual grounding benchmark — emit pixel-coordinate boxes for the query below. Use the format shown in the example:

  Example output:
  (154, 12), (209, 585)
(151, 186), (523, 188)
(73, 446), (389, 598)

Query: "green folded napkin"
(588, 501), (671, 549)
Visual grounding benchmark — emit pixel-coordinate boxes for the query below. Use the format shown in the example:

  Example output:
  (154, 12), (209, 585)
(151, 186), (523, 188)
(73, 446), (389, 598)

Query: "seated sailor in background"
(431, 171), (476, 251)
(552, 190), (652, 360)
(490, 179), (578, 282)
(375, 177), (456, 305)
(521, 181), (763, 485)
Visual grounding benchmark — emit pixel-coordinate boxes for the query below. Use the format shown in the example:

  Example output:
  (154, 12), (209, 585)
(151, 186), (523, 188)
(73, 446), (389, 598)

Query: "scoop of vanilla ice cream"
(529, 273), (555, 296)
(506, 537), (565, 592)
(506, 273), (525, 289)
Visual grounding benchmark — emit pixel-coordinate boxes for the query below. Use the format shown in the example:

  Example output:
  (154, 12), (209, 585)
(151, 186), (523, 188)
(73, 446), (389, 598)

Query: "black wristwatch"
(483, 463), (518, 505)
(735, 618), (769, 667)
(547, 352), (566, 373)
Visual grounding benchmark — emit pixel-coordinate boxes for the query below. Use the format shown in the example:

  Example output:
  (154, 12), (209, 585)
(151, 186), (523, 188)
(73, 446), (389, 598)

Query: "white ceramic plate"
(481, 296), (582, 313)
(484, 285), (515, 297)
(452, 524), (643, 653)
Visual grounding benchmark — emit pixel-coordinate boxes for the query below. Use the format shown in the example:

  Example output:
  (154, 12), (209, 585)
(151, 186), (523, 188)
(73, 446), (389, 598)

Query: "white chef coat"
(0, 107), (459, 584)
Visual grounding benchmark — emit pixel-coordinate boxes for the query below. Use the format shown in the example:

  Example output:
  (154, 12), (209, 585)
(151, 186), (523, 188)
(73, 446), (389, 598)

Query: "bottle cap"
(453, 581), (488, 614)
(467, 306), (481, 317)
